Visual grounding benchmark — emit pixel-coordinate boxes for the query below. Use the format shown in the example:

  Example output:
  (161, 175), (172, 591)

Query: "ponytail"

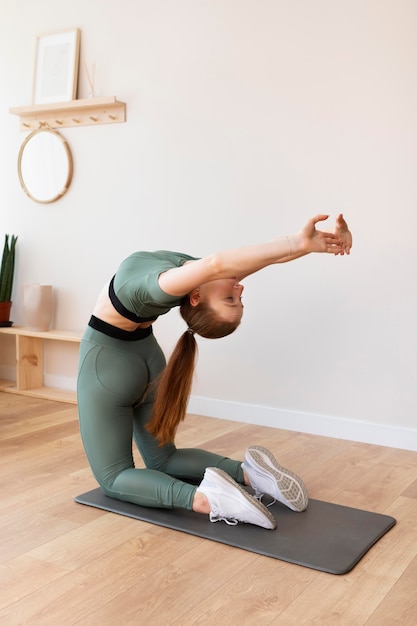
(146, 329), (197, 446)
(146, 298), (240, 446)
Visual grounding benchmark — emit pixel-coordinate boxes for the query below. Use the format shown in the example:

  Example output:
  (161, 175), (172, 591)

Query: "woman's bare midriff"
(92, 281), (155, 331)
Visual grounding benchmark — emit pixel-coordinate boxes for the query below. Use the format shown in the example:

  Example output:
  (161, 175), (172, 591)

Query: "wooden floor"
(1, 393), (416, 625)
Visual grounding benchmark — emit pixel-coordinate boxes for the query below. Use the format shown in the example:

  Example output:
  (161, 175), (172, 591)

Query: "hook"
(90, 116), (98, 122)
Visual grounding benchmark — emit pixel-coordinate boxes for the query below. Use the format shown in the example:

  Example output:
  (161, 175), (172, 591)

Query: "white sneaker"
(242, 445), (308, 512)
(197, 467), (276, 529)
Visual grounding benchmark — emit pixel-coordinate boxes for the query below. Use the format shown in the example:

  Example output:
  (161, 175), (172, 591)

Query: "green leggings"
(77, 323), (244, 511)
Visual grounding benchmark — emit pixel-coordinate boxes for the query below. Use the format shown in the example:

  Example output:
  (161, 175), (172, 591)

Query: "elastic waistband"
(88, 315), (152, 341)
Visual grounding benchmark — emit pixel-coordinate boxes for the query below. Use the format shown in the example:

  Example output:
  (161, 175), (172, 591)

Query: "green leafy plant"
(0, 234), (18, 302)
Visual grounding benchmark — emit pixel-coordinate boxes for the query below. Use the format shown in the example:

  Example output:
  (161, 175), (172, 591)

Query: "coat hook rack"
(9, 97), (126, 130)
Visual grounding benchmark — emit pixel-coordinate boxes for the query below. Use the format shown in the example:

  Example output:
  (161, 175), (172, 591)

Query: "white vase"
(23, 284), (53, 331)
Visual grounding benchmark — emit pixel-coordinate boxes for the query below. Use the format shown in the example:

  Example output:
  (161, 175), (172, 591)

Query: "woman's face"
(197, 278), (244, 323)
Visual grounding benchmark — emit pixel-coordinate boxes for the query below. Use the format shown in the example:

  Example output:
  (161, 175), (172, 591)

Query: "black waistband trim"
(88, 315), (152, 341)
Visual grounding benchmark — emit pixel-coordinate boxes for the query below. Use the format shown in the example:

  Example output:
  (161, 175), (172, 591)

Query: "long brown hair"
(146, 298), (240, 446)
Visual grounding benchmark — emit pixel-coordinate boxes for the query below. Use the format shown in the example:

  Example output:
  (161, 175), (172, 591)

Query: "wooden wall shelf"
(9, 97), (126, 130)
(0, 326), (82, 403)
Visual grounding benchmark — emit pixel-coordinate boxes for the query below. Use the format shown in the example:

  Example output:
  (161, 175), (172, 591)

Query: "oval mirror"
(18, 128), (73, 204)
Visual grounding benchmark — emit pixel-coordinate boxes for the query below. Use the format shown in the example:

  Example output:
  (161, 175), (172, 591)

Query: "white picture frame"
(32, 28), (81, 104)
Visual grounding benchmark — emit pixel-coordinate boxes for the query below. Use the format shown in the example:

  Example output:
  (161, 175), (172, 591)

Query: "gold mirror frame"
(18, 128), (73, 204)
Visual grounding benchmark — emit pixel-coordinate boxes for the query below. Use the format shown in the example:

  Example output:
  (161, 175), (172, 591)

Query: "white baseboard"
(44, 374), (76, 392)
(0, 369), (76, 392)
(2, 368), (415, 452)
(188, 395), (417, 452)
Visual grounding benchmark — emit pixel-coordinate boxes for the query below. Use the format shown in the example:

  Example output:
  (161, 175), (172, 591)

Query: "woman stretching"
(77, 214), (352, 530)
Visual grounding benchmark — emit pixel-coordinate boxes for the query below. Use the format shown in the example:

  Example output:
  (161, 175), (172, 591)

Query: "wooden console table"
(0, 326), (82, 403)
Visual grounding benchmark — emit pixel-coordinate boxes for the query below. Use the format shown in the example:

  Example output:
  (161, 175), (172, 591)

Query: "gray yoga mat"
(75, 488), (396, 575)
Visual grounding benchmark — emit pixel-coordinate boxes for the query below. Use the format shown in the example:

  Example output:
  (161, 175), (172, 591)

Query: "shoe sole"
(207, 467), (277, 529)
(246, 446), (308, 512)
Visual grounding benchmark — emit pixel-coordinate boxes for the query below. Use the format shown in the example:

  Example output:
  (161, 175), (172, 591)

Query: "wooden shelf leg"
(16, 335), (43, 391)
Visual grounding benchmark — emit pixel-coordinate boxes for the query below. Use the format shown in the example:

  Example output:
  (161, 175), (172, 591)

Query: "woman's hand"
(296, 214), (343, 254)
(334, 213), (352, 255)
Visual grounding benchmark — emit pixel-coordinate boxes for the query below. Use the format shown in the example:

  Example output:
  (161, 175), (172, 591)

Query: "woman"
(77, 213), (352, 530)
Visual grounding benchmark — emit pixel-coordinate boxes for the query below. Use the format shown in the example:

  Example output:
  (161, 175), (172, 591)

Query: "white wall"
(1, 0), (416, 450)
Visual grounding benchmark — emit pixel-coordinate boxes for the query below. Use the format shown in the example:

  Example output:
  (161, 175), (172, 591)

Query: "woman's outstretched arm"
(159, 214), (351, 296)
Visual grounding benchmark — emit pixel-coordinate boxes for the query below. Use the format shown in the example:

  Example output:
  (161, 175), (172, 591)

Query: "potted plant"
(0, 234), (18, 325)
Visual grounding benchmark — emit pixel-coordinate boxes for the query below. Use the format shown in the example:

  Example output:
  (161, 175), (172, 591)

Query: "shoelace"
(209, 512), (238, 525)
(253, 490), (277, 508)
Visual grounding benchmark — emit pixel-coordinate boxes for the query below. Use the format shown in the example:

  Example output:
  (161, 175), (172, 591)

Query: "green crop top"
(109, 250), (198, 322)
